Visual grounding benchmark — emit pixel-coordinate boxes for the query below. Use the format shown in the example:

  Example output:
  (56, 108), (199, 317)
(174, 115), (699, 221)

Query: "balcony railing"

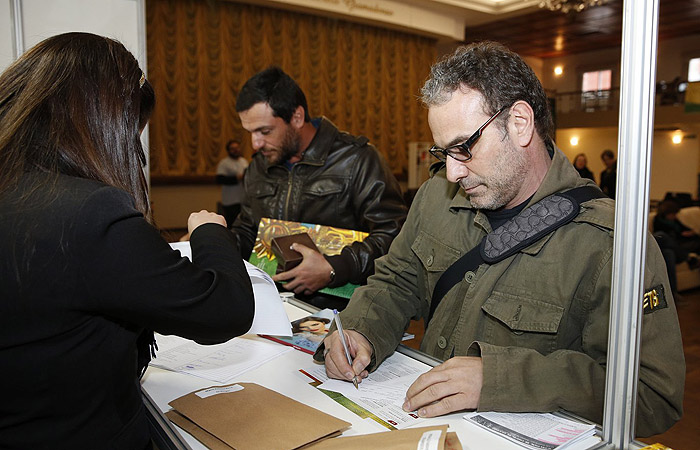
(553, 89), (621, 114)
(552, 85), (687, 115)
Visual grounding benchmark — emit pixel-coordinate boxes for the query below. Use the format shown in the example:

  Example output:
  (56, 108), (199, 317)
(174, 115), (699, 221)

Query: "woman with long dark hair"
(0, 33), (254, 449)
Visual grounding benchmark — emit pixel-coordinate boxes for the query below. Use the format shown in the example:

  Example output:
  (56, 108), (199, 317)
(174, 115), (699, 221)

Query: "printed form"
(301, 351), (431, 429)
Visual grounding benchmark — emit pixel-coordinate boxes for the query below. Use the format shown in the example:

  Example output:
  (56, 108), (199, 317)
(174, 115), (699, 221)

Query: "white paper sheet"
(150, 334), (291, 383)
(302, 351), (431, 429)
(169, 241), (292, 337)
(464, 411), (598, 450)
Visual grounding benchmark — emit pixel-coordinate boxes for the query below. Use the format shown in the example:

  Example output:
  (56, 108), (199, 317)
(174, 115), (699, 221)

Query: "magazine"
(261, 309), (416, 355)
(249, 218), (369, 299)
(261, 309), (335, 354)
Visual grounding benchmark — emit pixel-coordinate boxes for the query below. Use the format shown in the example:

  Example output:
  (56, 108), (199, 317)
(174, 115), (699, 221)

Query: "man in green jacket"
(317, 42), (684, 437)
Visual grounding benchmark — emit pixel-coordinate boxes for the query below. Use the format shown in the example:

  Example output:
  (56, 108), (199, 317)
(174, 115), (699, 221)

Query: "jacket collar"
(297, 117), (338, 166)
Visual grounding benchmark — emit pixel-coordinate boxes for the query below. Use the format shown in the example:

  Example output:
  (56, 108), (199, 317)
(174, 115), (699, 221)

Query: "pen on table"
(332, 309), (359, 389)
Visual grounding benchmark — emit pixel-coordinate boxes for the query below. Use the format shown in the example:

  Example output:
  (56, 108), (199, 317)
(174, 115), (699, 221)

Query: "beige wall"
(151, 185), (222, 230)
(556, 127), (700, 202)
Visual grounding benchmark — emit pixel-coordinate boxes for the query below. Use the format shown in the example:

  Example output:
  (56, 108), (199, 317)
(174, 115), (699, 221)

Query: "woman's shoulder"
(10, 173), (136, 222)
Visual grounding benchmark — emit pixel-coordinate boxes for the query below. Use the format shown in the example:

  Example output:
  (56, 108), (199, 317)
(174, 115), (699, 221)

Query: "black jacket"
(0, 173), (254, 449)
(232, 117), (407, 287)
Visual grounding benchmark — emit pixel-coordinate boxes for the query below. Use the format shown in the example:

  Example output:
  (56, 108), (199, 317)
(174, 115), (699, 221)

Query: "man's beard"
(462, 138), (529, 210)
(263, 127), (301, 165)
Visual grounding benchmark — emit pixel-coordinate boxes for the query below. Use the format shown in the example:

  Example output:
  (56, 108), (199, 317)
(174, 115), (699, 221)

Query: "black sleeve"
(72, 186), (255, 343)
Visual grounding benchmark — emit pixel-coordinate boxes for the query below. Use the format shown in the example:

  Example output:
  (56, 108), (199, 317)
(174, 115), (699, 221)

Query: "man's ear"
(509, 100), (535, 148)
(290, 105), (305, 129)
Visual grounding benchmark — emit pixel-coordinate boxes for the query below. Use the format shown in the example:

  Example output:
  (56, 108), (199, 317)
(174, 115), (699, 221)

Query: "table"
(141, 299), (610, 450)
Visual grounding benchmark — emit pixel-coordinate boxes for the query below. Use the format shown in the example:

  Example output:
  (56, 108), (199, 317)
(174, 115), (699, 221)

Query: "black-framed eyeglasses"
(428, 106), (508, 163)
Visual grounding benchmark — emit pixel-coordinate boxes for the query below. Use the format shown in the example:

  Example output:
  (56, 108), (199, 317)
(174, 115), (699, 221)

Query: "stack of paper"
(464, 412), (599, 450)
(150, 334), (291, 383)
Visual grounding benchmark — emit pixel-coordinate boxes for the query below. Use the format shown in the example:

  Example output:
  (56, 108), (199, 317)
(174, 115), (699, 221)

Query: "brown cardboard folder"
(301, 425), (463, 450)
(166, 382), (350, 450)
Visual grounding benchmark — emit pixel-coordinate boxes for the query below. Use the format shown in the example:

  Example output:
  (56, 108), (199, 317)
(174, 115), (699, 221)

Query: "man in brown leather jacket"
(233, 67), (407, 305)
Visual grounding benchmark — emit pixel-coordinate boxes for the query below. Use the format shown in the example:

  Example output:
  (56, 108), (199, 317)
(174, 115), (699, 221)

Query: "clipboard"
(166, 382), (350, 450)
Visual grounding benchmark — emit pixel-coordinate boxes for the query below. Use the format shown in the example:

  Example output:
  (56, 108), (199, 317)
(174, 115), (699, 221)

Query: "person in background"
(318, 41), (684, 437)
(599, 149), (617, 199)
(572, 152), (595, 182)
(653, 198), (700, 294)
(0, 33), (255, 450)
(232, 66), (407, 309)
(216, 139), (249, 226)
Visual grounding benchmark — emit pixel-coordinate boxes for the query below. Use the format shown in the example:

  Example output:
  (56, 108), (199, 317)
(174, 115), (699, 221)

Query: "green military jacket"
(334, 148), (684, 437)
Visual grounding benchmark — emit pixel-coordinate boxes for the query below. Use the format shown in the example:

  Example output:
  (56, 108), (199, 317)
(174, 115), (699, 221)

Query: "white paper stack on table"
(150, 242), (294, 382)
(464, 411), (600, 450)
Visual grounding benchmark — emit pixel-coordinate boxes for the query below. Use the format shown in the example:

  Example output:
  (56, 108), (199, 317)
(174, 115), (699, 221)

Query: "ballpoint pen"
(332, 309), (359, 389)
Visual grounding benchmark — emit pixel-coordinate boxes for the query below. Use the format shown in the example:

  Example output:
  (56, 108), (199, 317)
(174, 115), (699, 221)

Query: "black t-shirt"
(483, 196), (533, 230)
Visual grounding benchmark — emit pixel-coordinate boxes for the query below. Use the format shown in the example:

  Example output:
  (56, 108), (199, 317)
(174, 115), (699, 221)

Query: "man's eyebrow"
(442, 134), (471, 149)
(252, 125), (272, 133)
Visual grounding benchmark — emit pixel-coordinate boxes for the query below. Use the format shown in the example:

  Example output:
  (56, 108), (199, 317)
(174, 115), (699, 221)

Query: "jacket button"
(464, 271), (475, 283)
(426, 255), (434, 266)
(437, 336), (447, 349)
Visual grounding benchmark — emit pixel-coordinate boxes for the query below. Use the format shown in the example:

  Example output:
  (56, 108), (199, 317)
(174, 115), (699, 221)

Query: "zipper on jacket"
(283, 166), (294, 219)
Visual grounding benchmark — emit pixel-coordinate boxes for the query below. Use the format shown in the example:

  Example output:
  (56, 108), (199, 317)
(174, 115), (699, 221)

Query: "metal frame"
(9, 0), (24, 58)
(602, 0), (660, 448)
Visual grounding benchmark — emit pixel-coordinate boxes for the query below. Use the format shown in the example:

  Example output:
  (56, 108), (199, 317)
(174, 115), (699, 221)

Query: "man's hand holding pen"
(321, 329), (372, 385)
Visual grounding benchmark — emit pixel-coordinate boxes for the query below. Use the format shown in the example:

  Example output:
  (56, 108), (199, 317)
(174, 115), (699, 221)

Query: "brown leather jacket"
(231, 117), (408, 287)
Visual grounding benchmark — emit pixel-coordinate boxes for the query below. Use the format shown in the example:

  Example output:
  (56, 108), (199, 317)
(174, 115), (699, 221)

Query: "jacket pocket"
(411, 231), (461, 296)
(249, 181), (277, 199)
(300, 178), (346, 196)
(481, 291), (564, 354)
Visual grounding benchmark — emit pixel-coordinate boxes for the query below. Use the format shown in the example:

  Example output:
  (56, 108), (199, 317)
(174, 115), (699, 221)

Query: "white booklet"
(169, 241), (292, 337)
(464, 411), (598, 450)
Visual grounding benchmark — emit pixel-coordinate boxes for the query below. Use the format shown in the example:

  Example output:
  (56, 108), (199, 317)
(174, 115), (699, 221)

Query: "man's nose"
(251, 135), (264, 151)
(445, 156), (468, 183)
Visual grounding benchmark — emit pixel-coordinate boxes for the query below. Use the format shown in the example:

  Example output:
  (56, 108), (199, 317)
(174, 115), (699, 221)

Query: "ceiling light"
(570, 136), (579, 146)
(554, 66), (563, 76)
(672, 132), (683, 145)
(539, 0), (609, 14)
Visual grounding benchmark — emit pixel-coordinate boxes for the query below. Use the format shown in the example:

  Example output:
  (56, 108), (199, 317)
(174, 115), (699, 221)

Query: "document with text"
(150, 334), (291, 383)
(300, 351), (431, 429)
(464, 411), (599, 450)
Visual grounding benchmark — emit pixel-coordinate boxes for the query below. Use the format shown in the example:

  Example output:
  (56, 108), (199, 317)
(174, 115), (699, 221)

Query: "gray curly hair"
(421, 41), (554, 143)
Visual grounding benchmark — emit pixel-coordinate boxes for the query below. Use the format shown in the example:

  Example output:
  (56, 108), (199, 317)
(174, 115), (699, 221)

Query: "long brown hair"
(0, 32), (155, 218)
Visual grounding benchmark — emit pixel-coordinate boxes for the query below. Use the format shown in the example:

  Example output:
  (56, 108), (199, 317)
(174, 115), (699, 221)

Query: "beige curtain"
(146, 0), (436, 180)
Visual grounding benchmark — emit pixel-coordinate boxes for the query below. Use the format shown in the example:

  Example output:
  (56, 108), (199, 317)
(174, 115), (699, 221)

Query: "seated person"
(654, 198), (700, 259)
(653, 198), (700, 293)
(232, 67), (407, 309)
(0, 33), (255, 450)
(318, 42), (684, 438)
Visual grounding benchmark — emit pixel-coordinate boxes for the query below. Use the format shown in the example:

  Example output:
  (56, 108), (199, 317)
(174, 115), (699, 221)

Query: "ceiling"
(459, 0), (700, 59)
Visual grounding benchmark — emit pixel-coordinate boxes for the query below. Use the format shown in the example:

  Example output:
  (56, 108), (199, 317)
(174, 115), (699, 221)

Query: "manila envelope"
(167, 382), (350, 450)
(299, 425), (463, 450)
